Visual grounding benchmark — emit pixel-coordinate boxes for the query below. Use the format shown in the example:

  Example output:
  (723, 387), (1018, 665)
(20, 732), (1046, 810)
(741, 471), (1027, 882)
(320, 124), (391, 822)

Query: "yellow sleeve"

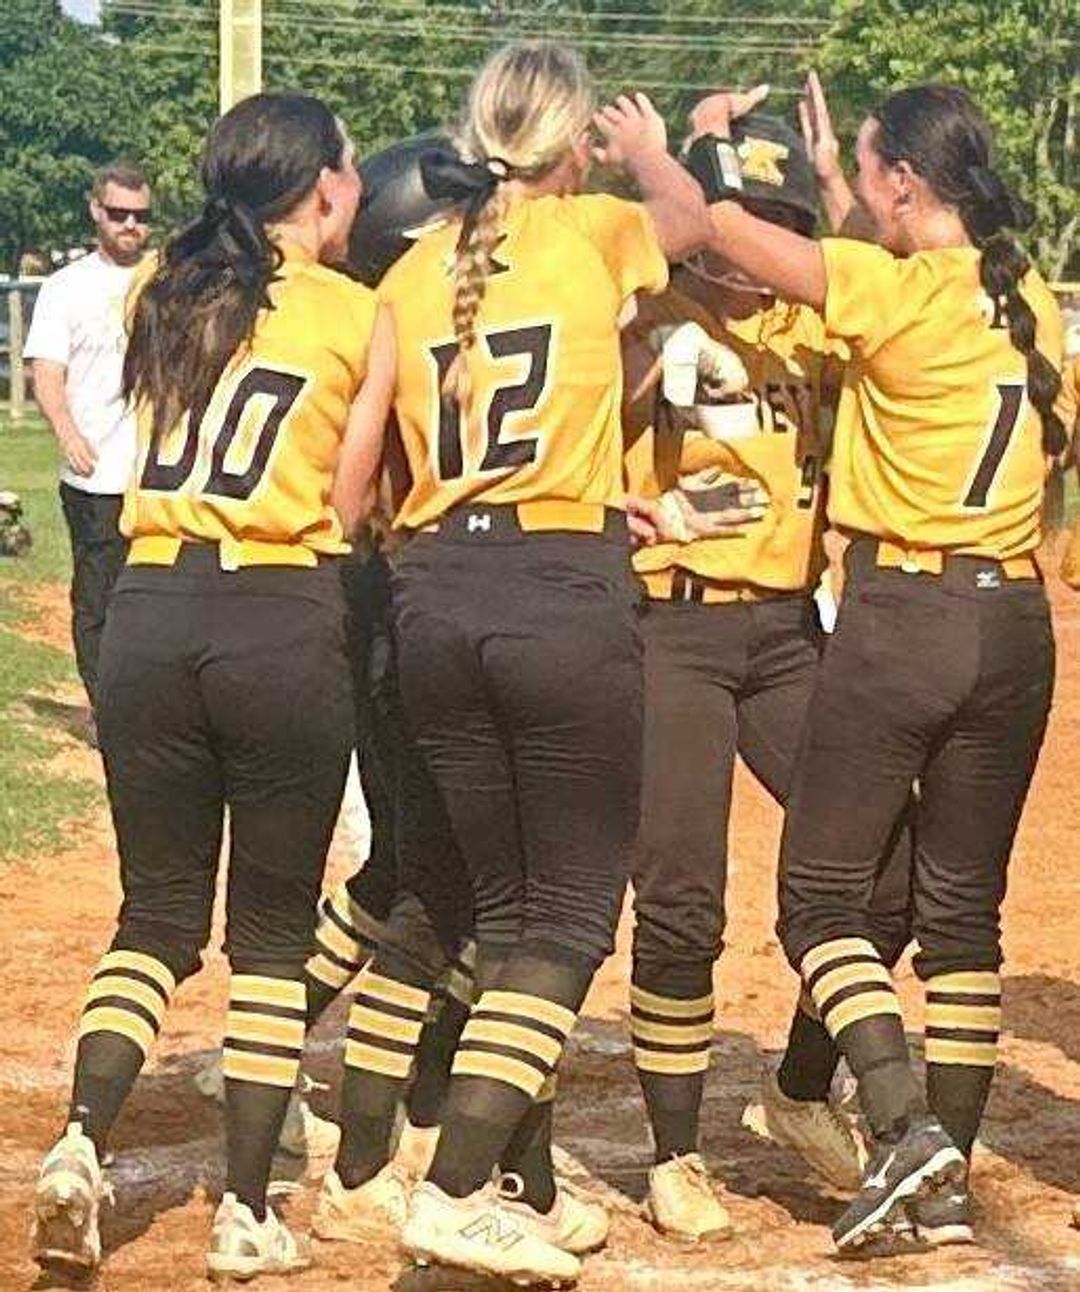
(821, 238), (910, 356)
(564, 194), (669, 301)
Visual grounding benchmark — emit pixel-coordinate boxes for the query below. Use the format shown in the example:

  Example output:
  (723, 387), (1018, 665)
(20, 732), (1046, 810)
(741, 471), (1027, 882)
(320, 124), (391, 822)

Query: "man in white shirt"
(25, 160), (152, 737)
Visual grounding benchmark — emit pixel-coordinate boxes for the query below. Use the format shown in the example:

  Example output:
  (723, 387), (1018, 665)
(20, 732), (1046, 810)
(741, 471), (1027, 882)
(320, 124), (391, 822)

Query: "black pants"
(96, 548), (354, 980)
(633, 595), (912, 976)
(59, 482), (128, 710)
(392, 508), (643, 965)
(341, 548), (474, 977)
(779, 541), (1054, 979)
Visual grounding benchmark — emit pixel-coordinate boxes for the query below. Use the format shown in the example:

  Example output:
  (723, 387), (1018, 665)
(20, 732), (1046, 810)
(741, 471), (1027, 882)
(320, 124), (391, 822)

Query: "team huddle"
(28, 36), (1080, 1289)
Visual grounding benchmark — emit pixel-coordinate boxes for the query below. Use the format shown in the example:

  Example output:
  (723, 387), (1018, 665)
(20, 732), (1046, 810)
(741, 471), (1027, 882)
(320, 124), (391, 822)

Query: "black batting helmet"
(348, 134), (463, 287)
(730, 112), (818, 234)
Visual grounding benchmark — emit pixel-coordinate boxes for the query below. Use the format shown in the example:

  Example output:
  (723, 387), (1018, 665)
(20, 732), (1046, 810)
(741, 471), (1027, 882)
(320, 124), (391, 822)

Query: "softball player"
(622, 114), (912, 1241)
(687, 82), (1067, 1250)
(340, 40), (709, 1284)
(31, 93), (388, 1282)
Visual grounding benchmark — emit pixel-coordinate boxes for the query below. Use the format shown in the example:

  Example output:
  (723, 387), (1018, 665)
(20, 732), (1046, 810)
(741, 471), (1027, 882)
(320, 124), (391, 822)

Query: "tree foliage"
(5, 0), (1077, 279)
(815, 0), (1080, 277)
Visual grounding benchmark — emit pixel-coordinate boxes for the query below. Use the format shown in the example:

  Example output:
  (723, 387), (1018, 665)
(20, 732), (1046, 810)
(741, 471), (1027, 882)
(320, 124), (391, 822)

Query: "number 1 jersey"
(380, 193), (668, 530)
(121, 243), (377, 557)
(822, 239), (1066, 560)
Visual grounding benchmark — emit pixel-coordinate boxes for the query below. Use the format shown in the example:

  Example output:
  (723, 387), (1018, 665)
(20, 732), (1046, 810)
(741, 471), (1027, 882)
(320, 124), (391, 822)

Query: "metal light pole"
(219, 0), (263, 112)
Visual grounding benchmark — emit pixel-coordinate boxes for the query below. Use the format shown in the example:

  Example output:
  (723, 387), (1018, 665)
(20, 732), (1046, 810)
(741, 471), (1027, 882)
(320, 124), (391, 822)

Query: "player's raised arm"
(594, 92), (711, 264)
(687, 88), (827, 310)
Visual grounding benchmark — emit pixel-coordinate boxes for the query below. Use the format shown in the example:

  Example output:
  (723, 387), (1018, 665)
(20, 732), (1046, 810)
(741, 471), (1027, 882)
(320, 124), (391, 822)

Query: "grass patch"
(1, 412), (102, 862)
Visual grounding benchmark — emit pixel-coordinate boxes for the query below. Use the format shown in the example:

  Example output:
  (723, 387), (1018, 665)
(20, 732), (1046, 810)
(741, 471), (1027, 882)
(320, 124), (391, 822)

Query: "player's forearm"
(631, 149), (712, 264)
(819, 171), (857, 235)
(31, 361), (79, 440)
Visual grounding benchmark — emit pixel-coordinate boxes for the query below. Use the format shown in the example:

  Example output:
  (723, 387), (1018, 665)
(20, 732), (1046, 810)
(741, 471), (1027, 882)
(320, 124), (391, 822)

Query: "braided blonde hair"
(443, 40), (596, 406)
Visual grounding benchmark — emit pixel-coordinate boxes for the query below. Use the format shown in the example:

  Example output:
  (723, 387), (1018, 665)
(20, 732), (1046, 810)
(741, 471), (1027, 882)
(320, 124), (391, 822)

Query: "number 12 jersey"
(380, 193), (668, 530)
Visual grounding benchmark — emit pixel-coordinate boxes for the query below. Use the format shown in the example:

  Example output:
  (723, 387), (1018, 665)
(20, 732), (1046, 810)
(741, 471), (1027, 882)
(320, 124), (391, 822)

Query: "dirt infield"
(4, 573), (1080, 1291)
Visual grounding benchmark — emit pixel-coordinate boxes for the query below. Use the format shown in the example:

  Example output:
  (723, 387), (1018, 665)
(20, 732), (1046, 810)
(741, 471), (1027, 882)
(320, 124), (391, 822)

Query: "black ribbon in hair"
(199, 193), (277, 288)
(420, 152), (515, 252)
(967, 165), (1033, 235)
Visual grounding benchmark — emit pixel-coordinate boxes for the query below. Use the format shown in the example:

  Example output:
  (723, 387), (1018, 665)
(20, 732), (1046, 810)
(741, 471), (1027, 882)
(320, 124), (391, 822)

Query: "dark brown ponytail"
(123, 93), (346, 443)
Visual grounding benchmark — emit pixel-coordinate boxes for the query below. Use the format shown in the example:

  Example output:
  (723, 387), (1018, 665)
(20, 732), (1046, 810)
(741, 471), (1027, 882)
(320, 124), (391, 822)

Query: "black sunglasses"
(102, 204), (152, 224)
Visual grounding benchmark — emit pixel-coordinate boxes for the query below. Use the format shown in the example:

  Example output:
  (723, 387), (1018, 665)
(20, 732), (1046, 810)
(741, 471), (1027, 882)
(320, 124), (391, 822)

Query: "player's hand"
(689, 85), (769, 141)
(799, 71), (843, 185)
(58, 427), (97, 477)
(593, 93), (668, 169)
(655, 480), (768, 542)
(625, 494), (663, 546)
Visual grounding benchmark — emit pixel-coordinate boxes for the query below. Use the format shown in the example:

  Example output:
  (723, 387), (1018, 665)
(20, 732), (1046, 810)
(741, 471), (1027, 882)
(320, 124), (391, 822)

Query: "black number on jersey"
(797, 455), (820, 510)
(430, 324), (552, 481)
(140, 366), (306, 499)
(962, 382), (1025, 510)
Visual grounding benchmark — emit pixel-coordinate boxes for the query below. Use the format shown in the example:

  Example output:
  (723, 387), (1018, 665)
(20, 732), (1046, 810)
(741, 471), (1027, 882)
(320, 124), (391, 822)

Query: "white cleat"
(498, 1173), (609, 1255)
(206, 1192), (311, 1282)
(32, 1122), (111, 1273)
(646, 1153), (732, 1244)
(393, 1120), (441, 1182)
(743, 1072), (865, 1192)
(311, 1165), (409, 1243)
(402, 1179), (581, 1286)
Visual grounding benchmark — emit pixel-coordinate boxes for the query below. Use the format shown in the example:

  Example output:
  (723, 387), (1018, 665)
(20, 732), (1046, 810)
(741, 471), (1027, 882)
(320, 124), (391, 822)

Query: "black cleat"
(832, 1116), (965, 1251)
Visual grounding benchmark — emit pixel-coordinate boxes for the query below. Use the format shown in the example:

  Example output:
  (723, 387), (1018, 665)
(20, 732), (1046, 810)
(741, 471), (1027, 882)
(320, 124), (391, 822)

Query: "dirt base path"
(4, 578), (1080, 1291)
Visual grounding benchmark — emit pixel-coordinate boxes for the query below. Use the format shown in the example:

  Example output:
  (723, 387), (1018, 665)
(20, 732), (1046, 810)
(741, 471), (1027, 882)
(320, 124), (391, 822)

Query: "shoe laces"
(666, 1153), (713, 1201)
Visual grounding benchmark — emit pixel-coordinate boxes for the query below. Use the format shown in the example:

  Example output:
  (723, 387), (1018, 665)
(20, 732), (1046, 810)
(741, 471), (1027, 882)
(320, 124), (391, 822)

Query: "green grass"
(0, 413), (101, 861)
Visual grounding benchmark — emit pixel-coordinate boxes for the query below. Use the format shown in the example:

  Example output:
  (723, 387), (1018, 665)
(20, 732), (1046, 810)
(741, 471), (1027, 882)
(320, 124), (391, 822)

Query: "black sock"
(222, 972), (307, 1219)
(924, 970), (1000, 1157)
(802, 937), (924, 1142)
(630, 964), (713, 1162)
(407, 994), (471, 1129)
(428, 943), (591, 1199)
(335, 952), (433, 1189)
(69, 947), (177, 1153)
(777, 998), (840, 1103)
(500, 1093), (556, 1212)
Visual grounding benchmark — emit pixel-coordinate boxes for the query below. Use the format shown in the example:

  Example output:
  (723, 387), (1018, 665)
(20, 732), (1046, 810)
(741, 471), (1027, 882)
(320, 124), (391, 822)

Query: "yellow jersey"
(122, 243), (377, 565)
(381, 193), (668, 529)
(822, 239), (1065, 561)
(625, 284), (838, 592)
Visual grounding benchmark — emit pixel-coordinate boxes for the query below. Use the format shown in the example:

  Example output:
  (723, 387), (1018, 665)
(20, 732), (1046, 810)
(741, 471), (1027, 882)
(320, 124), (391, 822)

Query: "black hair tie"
(420, 153), (516, 253)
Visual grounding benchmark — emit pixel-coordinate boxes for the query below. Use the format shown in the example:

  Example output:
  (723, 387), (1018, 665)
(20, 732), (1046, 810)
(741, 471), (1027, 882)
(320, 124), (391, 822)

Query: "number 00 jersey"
(822, 239), (1066, 560)
(380, 194), (668, 529)
(624, 285), (839, 593)
(121, 244), (378, 564)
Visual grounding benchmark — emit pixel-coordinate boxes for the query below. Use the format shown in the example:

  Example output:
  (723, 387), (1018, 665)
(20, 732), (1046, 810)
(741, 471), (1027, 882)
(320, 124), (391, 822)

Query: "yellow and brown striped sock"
(801, 937), (923, 1138)
(925, 970), (1001, 1156)
(305, 884), (386, 1021)
(336, 967), (432, 1188)
(71, 949), (177, 1148)
(630, 982), (714, 1160)
(223, 973), (307, 1215)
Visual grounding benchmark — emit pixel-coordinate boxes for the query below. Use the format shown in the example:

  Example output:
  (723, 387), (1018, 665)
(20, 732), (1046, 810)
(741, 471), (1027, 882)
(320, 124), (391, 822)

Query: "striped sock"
(630, 982), (714, 1161)
(305, 884), (385, 1021)
(429, 990), (577, 1198)
(453, 990), (575, 1100)
(336, 968), (432, 1188)
(801, 937), (922, 1139)
(223, 974), (306, 1216)
(71, 949), (176, 1148)
(925, 970), (1001, 1156)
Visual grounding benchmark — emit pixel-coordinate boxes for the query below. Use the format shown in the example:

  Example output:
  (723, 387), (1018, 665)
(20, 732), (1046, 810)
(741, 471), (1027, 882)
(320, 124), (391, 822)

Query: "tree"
(815, 0), (1079, 278)
(0, 0), (142, 273)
